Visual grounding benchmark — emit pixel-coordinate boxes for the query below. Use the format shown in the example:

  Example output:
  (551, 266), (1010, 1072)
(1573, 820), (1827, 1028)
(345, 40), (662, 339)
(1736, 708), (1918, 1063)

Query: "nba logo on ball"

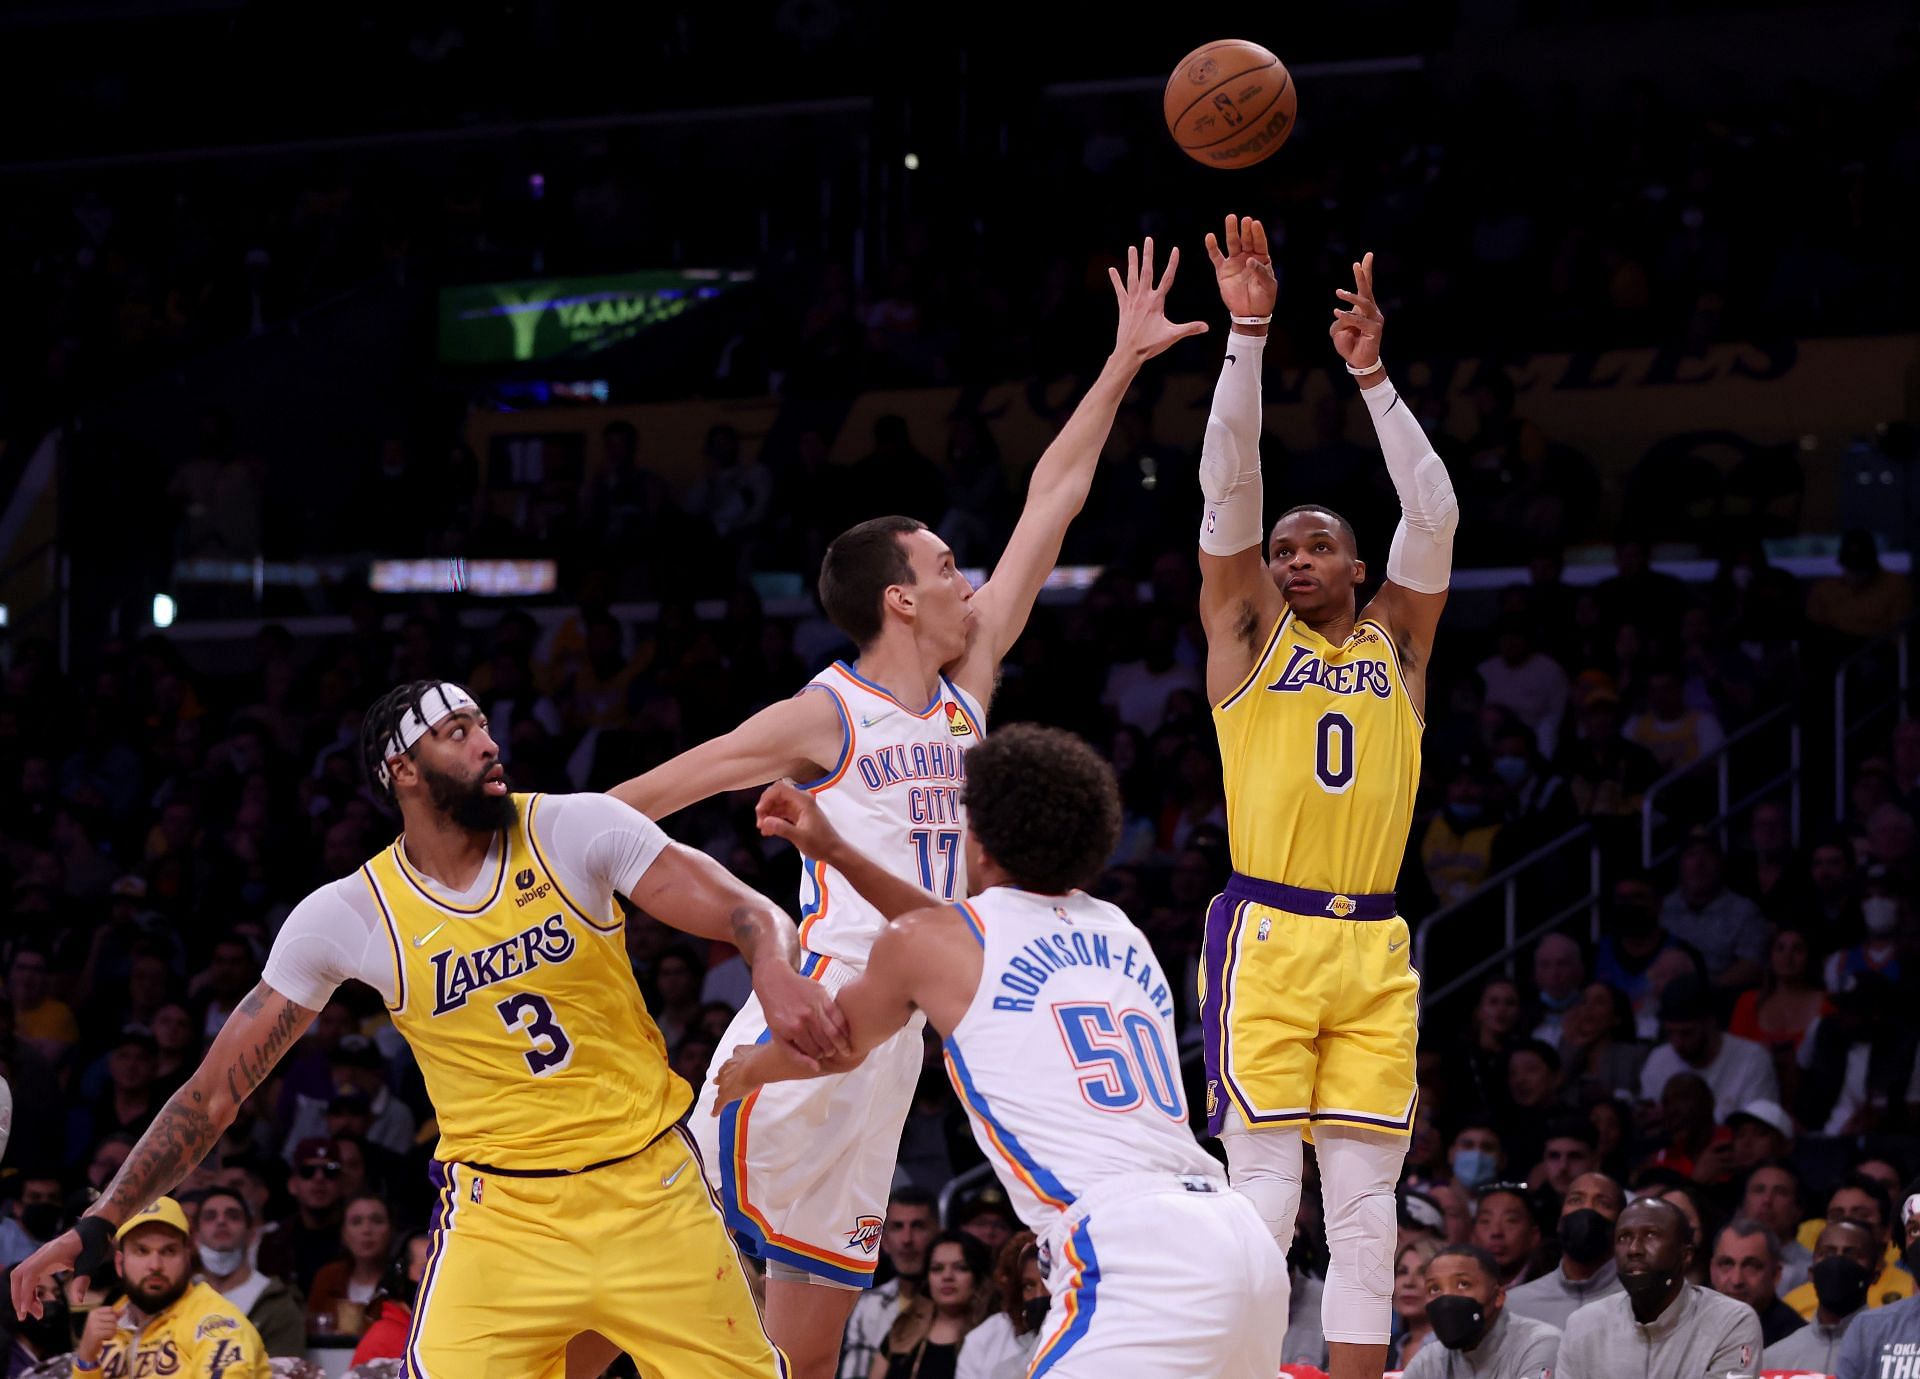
(846, 1215), (884, 1254)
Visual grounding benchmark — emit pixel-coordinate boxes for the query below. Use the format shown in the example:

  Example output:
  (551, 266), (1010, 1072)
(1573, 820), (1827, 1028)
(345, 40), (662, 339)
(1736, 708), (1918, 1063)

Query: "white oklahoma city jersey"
(946, 886), (1221, 1232)
(797, 661), (985, 965)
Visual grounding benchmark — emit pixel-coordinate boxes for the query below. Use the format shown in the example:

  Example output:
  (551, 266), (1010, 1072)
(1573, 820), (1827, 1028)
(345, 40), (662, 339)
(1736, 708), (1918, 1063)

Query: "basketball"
(1163, 39), (1296, 169)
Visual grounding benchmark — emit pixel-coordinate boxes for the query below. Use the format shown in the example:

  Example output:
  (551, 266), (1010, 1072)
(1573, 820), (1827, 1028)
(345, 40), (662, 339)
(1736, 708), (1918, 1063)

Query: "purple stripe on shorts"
(1200, 894), (1245, 1140)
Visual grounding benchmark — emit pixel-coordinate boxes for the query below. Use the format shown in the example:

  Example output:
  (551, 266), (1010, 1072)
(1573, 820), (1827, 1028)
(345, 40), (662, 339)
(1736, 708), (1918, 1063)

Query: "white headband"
(376, 683), (479, 788)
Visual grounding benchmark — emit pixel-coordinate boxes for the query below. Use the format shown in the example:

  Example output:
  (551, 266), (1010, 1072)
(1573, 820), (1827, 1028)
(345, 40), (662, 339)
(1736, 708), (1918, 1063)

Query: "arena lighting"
(0, 604), (8, 628)
(151, 594), (176, 629)
(368, 558), (558, 596)
(903, 152), (920, 170)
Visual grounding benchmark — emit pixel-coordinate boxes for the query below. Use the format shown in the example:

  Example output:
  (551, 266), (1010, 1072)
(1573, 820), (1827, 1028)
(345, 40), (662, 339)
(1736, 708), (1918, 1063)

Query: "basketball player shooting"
(10, 681), (833, 1378)
(598, 240), (1206, 1379)
(1194, 217), (1456, 1379)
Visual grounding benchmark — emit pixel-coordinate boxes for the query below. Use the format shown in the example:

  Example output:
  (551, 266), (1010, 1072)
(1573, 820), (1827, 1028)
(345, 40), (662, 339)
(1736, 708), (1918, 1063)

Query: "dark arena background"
(1, 2), (1918, 1377)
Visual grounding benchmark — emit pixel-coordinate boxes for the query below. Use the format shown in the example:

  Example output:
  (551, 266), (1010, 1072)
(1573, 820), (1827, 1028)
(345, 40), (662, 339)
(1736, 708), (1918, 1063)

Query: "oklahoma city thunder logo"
(944, 702), (973, 738)
(846, 1215), (884, 1254)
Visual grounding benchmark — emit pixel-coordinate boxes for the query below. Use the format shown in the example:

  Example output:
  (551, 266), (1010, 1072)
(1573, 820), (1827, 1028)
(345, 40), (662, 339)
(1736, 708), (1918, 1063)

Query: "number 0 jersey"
(1213, 610), (1423, 895)
(264, 792), (684, 1171)
(797, 662), (985, 965)
(945, 887), (1220, 1233)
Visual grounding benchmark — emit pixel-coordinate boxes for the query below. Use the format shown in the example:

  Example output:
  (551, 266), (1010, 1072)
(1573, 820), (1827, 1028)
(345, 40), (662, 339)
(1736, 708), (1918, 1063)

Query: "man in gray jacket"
(1557, 1197), (1764, 1379)
(1505, 1172), (1625, 1330)
(1765, 1219), (1880, 1375)
(1401, 1244), (1559, 1379)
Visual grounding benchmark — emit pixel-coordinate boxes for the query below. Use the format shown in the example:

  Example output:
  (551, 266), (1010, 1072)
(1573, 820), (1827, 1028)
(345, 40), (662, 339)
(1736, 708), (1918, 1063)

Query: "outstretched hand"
(1205, 213), (1277, 320)
(1109, 236), (1208, 364)
(1329, 251), (1384, 370)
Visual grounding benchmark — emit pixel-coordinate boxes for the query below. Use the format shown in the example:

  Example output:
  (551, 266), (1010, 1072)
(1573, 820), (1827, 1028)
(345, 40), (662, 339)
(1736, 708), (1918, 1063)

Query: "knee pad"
(1315, 1129), (1406, 1344)
(1223, 1122), (1304, 1251)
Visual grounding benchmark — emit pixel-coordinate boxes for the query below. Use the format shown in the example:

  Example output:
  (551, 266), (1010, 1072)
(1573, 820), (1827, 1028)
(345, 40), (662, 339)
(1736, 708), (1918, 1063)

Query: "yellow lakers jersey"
(363, 793), (686, 1170)
(1213, 611), (1423, 894)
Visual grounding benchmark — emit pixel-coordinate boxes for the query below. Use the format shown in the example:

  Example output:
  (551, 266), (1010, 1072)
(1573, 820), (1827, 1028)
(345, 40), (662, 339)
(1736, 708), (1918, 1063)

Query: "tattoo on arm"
(97, 1084), (221, 1222)
(729, 905), (763, 962)
(223, 998), (304, 1106)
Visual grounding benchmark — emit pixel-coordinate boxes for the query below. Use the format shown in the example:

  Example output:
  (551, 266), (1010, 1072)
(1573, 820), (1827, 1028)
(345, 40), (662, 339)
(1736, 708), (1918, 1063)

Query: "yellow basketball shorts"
(404, 1124), (789, 1378)
(1198, 872), (1420, 1139)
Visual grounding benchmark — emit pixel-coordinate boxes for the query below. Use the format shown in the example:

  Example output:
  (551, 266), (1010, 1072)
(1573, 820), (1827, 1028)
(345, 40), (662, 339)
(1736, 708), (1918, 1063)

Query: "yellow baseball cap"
(114, 1197), (191, 1243)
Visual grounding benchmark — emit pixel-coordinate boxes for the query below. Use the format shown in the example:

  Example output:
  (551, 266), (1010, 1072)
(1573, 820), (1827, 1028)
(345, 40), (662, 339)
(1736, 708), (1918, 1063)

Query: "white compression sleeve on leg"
(1223, 1122), (1300, 1356)
(1198, 333), (1267, 556)
(1315, 1127), (1406, 1345)
(1362, 379), (1457, 594)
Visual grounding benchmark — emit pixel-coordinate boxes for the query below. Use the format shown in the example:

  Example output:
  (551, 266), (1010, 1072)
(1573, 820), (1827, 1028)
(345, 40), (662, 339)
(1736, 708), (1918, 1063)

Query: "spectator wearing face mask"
(1556, 1197), (1762, 1379)
(1824, 866), (1905, 993)
(192, 1187), (305, 1356)
(1507, 1173), (1626, 1329)
(0, 1172), (66, 1272)
(1401, 1243), (1561, 1379)
(1764, 1219), (1880, 1374)
(954, 1232), (1046, 1379)
(1449, 1122), (1508, 1193)
(1784, 1176), (1916, 1319)
(1527, 936), (1585, 1051)
(1, 1260), (72, 1373)
(1834, 1189), (1920, 1379)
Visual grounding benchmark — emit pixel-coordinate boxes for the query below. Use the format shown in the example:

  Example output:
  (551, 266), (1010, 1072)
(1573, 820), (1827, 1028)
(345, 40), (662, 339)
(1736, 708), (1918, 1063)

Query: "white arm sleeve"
(263, 880), (385, 1010)
(1198, 333), (1267, 556)
(1363, 379), (1457, 594)
(539, 792), (672, 901)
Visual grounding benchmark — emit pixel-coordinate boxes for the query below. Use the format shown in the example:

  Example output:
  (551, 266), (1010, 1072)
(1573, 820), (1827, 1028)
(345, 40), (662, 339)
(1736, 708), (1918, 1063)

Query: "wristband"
(1230, 314), (1272, 326)
(74, 1361), (102, 1373)
(1345, 359), (1386, 377)
(73, 1214), (115, 1278)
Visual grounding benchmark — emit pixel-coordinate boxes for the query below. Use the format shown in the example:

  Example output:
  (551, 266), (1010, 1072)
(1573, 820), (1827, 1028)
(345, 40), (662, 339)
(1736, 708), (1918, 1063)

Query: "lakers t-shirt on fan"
(263, 792), (682, 1170)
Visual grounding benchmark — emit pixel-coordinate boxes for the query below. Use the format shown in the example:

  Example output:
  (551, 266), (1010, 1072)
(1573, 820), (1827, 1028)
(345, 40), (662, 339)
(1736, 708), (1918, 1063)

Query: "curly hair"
(962, 724), (1122, 895)
(359, 680), (465, 798)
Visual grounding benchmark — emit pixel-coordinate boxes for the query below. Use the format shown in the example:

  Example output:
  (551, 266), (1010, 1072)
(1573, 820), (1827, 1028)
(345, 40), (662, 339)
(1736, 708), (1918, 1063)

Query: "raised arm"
(626, 838), (851, 1060)
(946, 238), (1206, 706)
(1196, 214), (1289, 704)
(755, 779), (935, 921)
(606, 687), (845, 821)
(1333, 252), (1456, 711)
(10, 981), (317, 1319)
(710, 905), (977, 1104)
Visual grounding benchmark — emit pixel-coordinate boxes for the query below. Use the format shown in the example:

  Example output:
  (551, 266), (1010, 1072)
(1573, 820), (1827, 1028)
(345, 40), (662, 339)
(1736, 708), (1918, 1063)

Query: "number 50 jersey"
(795, 662), (986, 965)
(945, 887), (1221, 1232)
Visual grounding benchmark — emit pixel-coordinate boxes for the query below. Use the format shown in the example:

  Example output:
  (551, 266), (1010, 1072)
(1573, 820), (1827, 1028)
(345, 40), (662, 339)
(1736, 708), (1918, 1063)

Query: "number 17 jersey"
(1213, 610), (1423, 894)
(796, 662), (986, 965)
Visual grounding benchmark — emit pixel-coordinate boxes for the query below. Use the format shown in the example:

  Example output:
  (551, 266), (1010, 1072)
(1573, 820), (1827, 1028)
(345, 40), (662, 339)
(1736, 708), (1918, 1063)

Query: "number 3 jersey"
(1212, 610), (1423, 894)
(945, 887), (1220, 1232)
(796, 662), (986, 966)
(262, 792), (684, 1171)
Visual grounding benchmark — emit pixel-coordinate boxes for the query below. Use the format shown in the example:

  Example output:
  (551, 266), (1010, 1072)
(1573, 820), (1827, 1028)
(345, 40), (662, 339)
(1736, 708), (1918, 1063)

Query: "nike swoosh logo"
(413, 920), (451, 949)
(1225, 353), (1237, 365)
(1386, 938), (1406, 954)
(662, 1157), (691, 1188)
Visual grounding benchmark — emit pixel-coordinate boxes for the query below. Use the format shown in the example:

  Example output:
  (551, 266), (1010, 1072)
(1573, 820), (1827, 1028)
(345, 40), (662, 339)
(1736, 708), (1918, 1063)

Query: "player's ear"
(1353, 557), (1367, 586)
(884, 582), (915, 621)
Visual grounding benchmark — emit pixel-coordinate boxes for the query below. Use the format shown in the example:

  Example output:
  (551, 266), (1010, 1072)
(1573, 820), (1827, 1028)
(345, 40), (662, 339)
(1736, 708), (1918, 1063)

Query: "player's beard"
(422, 761), (517, 833)
(129, 1269), (191, 1316)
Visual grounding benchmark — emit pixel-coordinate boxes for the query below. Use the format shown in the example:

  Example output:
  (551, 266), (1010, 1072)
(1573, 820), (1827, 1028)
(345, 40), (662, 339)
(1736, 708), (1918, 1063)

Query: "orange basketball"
(1163, 39), (1297, 170)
